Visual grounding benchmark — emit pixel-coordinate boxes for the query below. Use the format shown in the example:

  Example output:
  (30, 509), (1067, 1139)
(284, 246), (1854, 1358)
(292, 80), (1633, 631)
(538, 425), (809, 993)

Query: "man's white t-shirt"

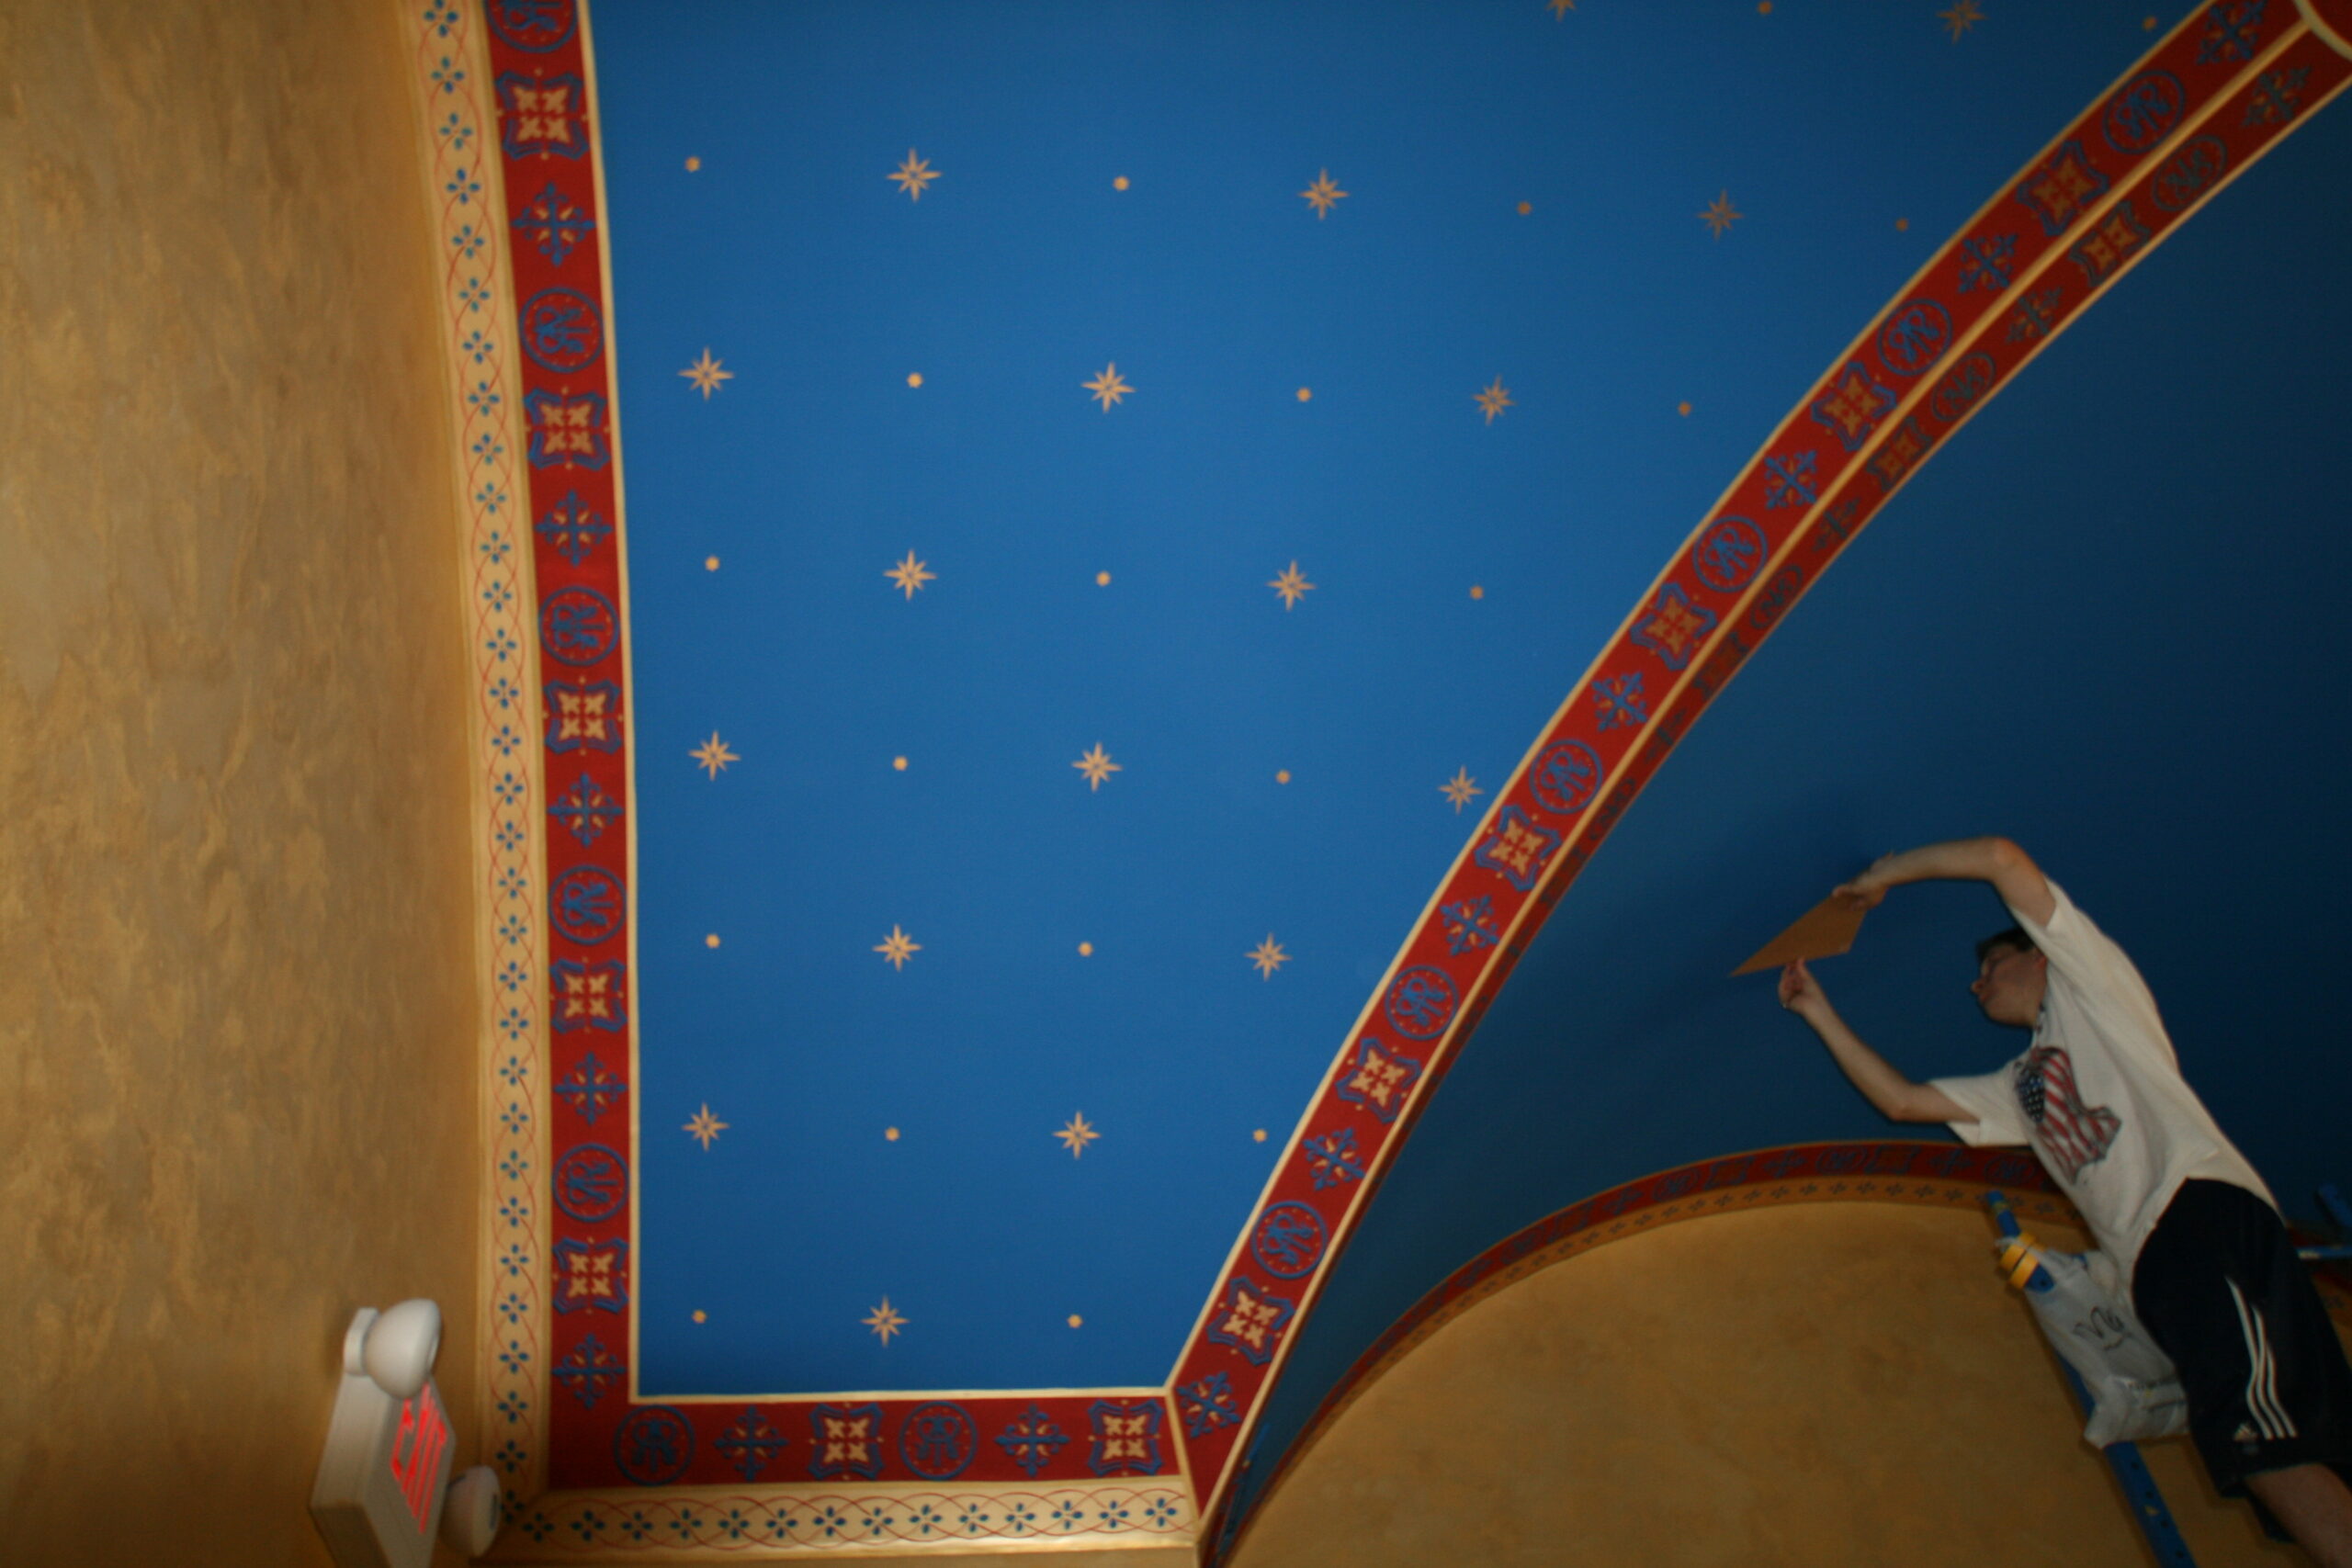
(1928, 879), (2270, 1274)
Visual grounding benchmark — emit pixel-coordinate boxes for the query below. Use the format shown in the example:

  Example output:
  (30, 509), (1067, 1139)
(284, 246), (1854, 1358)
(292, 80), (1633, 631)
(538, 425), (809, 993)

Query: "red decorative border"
(1177, 2), (2352, 1544)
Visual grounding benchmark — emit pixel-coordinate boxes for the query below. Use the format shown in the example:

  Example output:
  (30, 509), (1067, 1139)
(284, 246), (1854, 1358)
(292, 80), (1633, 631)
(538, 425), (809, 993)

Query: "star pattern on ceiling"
(1057, 1112), (1101, 1158)
(1939, 0), (1984, 40)
(1299, 168), (1347, 219)
(679, 347), (732, 399)
(691, 733), (739, 778)
(1268, 561), (1315, 610)
(864, 1297), (909, 1344)
(1248, 934), (1290, 979)
(1441, 768), (1484, 813)
(684, 1103), (728, 1150)
(1475, 377), (1513, 424)
(1073, 743), (1122, 790)
(888, 149), (939, 200)
(875, 925), (921, 970)
(1084, 362), (1133, 411)
(1548, 0), (1576, 17)
(1700, 190), (1744, 239)
(885, 550), (937, 599)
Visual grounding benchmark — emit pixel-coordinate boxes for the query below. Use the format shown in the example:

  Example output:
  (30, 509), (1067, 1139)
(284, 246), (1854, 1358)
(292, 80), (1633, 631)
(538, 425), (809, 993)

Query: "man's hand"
(1778, 958), (1829, 1018)
(1832, 853), (1899, 910)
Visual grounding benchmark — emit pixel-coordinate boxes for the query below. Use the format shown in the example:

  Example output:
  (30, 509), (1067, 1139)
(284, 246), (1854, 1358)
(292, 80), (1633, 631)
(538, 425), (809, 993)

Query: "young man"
(1778, 836), (2352, 1564)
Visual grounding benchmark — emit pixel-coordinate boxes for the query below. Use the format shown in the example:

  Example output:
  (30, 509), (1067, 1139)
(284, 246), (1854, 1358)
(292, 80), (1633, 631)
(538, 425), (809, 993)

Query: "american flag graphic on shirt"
(2012, 1044), (2121, 1181)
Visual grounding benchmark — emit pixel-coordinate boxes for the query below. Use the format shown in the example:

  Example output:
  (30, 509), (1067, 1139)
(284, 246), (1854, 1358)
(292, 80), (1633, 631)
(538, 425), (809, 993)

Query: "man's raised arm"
(1778, 960), (1973, 1124)
(1833, 835), (2054, 927)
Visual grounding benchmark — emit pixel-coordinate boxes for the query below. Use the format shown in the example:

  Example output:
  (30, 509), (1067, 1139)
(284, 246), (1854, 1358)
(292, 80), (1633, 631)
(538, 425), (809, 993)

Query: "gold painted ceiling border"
(1179, 6), (2352, 1556)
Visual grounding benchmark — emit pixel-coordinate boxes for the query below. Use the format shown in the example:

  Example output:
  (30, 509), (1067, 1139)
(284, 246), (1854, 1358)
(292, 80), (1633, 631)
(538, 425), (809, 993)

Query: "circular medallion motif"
(487, 0), (578, 53)
(1251, 1201), (1329, 1280)
(1929, 353), (1996, 424)
(613, 1404), (694, 1485)
(2101, 71), (2185, 155)
(899, 1402), (978, 1480)
(520, 288), (604, 374)
(1690, 515), (1766, 593)
(1383, 964), (1459, 1041)
(552, 864), (625, 944)
(1875, 297), (1952, 379)
(553, 1142), (628, 1223)
(1530, 739), (1605, 816)
(540, 586), (618, 667)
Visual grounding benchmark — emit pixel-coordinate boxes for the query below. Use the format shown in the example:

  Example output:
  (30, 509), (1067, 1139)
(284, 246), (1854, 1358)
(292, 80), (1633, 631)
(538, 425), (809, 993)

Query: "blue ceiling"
(578, 0), (2347, 1425)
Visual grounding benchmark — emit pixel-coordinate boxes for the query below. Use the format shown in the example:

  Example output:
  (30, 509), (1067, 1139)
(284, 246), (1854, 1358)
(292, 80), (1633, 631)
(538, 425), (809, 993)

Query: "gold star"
(885, 550), (937, 600)
(1073, 743), (1122, 790)
(1700, 190), (1743, 239)
(888, 149), (939, 201)
(680, 348), (732, 399)
(1268, 561), (1315, 610)
(1475, 378), (1514, 424)
(864, 1297), (908, 1345)
(684, 1103), (728, 1150)
(1057, 1112), (1101, 1158)
(691, 733), (739, 778)
(1300, 168), (1348, 219)
(1548, 0), (1575, 15)
(1441, 768), (1484, 813)
(875, 925), (921, 970)
(1084, 362), (1133, 411)
(1939, 0), (1984, 39)
(1248, 934), (1289, 979)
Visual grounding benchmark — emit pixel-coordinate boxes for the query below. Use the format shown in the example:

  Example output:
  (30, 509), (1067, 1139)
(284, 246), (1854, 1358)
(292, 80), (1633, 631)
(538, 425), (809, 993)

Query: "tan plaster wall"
(0, 2), (482, 1562)
(1236, 1202), (2323, 1568)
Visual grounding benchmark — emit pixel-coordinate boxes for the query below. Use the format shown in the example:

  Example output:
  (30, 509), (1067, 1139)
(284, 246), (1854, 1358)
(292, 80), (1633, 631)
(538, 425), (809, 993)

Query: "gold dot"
(705, 555), (720, 571)
(1677, 400), (1691, 417)
(1078, 942), (1093, 956)
(1113, 175), (1130, 191)
(1895, 218), (1909, 231)
(892, 755), (909, 771)
(705, 933), (720, 949)
(1095, 570), (1112, 586)
(1068, 1314), (1084, 1328)
(1516, 200), (1532, 215)
(692, 1309), (707, 1323)
(886, 1126), (900, 1141)
(684, 155), (701, 172)
(1296, 387), (1313, 401)
(2144, 15), (2158, 28)
(1469, 585), (1484, 600)
(1758, 1), (1771, 12)
(907, 372), (922, 388)
(1275, 770), (1292, 784)
(1253, 1129), (1268, 1143)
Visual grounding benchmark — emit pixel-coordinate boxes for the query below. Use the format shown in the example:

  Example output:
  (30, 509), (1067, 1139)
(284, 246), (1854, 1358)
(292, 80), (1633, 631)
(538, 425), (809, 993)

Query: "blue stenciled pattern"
(1301, 1126), (1366, 1190)
(994, 1406), (1070, 1477)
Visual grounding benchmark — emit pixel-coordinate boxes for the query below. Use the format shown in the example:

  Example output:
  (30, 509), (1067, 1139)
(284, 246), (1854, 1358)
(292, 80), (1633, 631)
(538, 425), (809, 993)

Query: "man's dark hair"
(1975, 926), (2037, 964)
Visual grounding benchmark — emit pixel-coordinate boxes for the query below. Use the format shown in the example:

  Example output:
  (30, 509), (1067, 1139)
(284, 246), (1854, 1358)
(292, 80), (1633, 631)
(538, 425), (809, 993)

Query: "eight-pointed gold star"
(1441, 767), (1484, 813)
(1938, 0), (1983, 39)
(875, 925), (921, 970)
(684, 1103), (729, 1150)
(886, 550), (937, 600)
(1300, 168), (1348, 219)
(680, 348), (733, 399)
(1057, 1112), (1101, 1158)
(1073, 743), (1122, 790)
(865, 1297), (909, 1344)
(1475, 378), (1514, 424)
(1084, 362), (1133, 411)
(889, 150), (939, 201)
(1700, 190), (1744, 239)
(692, 733), (739, 778)
(1249, 934), (1290, 979)
(1268, 561), (1315, 610)
(1549, 0), (1576, 15)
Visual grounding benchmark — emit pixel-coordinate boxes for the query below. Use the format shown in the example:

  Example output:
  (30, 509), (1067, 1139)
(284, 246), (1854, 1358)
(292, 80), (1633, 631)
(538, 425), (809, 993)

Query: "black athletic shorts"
(2131, 1179), (2352, 1494)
